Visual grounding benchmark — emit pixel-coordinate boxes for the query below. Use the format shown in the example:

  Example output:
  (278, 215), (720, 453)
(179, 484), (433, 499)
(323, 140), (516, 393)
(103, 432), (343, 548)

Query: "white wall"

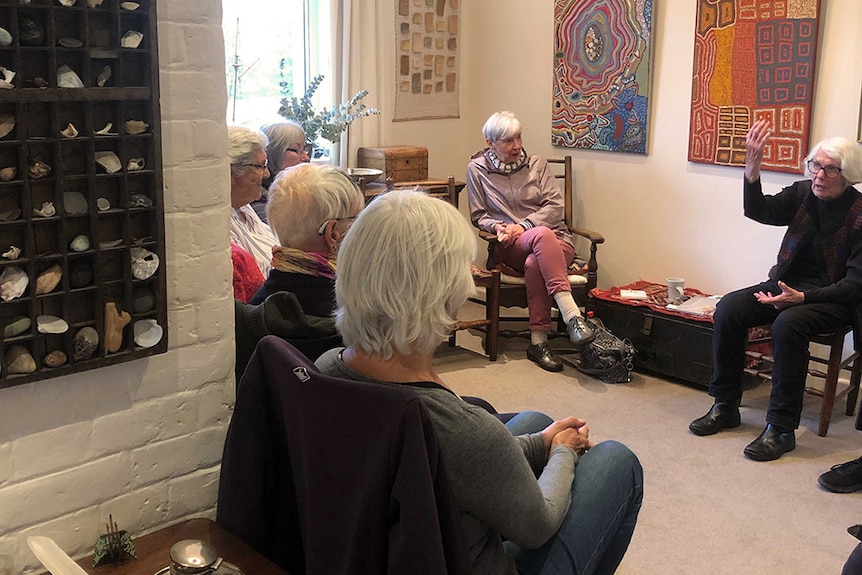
(378, 0), (862, 295)
(0, 3), (233, 573)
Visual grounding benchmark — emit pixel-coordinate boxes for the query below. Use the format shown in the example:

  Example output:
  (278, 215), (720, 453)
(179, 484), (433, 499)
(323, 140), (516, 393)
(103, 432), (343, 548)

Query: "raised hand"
(745, 119), (772, 182)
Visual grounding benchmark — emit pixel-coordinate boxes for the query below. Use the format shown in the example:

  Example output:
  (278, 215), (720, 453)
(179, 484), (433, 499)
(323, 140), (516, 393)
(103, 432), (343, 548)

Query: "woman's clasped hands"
(541, 416), (595, 457)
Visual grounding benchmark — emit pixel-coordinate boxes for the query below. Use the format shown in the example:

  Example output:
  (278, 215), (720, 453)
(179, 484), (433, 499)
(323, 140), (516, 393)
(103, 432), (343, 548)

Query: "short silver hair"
(482, 110), (522, 142)
(261, 120), (306, 172)
(266, 163), (364, 249)
(228, 125), (268, 175)
(335, 190), (477, 358)
(805, 137), (862, 185)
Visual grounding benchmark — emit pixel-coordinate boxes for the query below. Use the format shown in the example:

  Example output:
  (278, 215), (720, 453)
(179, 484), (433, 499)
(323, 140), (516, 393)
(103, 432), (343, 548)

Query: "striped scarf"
(271, 246), (337, 280)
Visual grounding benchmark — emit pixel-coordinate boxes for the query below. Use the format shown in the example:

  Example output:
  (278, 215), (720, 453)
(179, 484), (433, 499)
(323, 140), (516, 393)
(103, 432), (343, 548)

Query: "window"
(222, 0), (331, 128)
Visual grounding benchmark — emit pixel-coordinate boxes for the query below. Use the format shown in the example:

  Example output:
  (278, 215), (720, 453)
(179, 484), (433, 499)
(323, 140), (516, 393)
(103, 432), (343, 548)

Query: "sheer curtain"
(329, 0), (390, 167)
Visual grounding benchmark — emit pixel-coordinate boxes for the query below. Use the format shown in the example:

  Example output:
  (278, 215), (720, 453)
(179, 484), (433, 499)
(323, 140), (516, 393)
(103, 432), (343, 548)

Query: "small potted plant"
(277, 66), (379, 151)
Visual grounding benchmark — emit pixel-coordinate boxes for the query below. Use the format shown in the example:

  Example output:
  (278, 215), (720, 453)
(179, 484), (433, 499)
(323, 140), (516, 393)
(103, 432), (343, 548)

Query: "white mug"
(667, 277), (685, 303)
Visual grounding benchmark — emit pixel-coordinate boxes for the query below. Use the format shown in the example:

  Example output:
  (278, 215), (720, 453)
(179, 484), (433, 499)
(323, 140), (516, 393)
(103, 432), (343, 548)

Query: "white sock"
(553, 291), (582, 324)
(530, 330), (548, 346)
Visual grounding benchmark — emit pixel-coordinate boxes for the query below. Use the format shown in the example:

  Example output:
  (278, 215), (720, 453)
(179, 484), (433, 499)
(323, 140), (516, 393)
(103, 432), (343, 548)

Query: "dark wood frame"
(0, 0), (167, 388)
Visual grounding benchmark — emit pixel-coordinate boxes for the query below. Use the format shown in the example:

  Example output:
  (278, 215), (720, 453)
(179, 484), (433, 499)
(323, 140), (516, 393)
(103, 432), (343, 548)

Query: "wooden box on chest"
(357, 145), (428, 182)
(0, 0), (167, 388)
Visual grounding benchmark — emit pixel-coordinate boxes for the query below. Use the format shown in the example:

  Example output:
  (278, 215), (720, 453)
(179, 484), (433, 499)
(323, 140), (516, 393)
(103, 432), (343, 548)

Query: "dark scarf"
(771, 184), (862, 284)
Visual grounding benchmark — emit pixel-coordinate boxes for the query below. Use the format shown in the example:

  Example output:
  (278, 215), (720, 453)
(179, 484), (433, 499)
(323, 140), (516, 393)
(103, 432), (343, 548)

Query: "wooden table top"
(35, 518), (290, 575)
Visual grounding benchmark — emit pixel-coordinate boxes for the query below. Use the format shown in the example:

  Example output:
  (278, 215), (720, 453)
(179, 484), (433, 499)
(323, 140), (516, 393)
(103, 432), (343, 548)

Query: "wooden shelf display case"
(0, 0), (167, 388)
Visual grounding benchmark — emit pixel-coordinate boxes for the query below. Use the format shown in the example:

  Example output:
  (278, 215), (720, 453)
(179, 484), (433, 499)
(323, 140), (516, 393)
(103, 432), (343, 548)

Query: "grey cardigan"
(315, 348), (578, 575)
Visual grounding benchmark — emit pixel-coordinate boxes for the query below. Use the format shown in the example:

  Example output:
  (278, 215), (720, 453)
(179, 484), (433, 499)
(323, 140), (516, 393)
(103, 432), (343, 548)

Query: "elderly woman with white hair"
(316, 189), (642, 574)
(467, 110), (594, 373)
(690, 120), (862, 462)
(249, 162), (364, 315)
(252, 120), (312, 222)
(228, 125), (277, 277)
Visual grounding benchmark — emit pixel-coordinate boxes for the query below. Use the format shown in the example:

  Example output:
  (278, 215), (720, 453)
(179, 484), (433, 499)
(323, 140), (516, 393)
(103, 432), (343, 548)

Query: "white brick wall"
(0, 3), (234, 573)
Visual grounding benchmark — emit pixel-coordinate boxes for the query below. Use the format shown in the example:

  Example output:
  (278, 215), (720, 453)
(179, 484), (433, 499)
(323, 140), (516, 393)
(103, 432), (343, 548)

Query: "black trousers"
(710, 280), (852, 429)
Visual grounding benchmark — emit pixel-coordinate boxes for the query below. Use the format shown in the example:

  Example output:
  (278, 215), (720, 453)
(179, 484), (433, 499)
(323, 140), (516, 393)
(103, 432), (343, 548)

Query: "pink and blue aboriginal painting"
(688, 0), (821, 174)
(552, 0), (655, 155)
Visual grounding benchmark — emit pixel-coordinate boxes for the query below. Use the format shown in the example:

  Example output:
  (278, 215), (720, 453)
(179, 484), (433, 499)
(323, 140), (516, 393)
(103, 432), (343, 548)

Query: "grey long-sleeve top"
(467, 151), (574, 248)
(315, 348), (578, 575)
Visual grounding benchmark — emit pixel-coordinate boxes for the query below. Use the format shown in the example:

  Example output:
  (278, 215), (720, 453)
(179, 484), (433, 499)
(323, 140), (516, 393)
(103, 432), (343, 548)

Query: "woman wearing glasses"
(253, 121), (313, 222)
(689, 119), (862, 462)
(228, 125), (278, 277)
(250, 162), (363, 312)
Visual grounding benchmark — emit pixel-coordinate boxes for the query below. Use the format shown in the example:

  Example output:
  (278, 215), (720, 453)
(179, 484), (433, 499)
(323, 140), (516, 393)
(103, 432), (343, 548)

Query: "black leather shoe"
(567, 316), (595, 348)
(743, 424), (796, 461)
(689, 401), (741, 436)
(526, 342), (563, 372)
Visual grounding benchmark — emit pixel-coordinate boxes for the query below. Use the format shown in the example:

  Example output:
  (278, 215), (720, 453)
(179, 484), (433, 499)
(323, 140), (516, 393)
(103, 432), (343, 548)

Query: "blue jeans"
(506, 441), (643, 575)
(505, 411), (554, 435)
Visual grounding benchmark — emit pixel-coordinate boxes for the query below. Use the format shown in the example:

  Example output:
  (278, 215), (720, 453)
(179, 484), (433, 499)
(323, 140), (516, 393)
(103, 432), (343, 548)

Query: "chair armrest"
(569, 226), (604, 245)
(478, 230), (496, 242)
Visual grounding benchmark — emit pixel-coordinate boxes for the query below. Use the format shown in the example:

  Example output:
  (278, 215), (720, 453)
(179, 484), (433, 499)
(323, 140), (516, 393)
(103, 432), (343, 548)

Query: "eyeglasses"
(807, 160), (842, 179)
(317, 216), (357, 235)
(287, 144), (315, 156)
(237, 159), (268, 172)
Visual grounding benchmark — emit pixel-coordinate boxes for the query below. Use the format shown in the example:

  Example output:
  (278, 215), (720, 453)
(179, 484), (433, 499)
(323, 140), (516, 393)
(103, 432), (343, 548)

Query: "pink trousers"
(493, 226), (575, 331)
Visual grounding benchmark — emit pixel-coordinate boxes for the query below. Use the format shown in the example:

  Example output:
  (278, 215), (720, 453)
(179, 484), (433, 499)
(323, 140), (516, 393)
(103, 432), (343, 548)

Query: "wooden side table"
(34, 519), (290, 575)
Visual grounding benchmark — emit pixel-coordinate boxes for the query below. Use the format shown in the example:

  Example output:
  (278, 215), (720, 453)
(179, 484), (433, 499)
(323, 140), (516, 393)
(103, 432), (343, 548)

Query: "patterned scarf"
(485, 147), (528, 175)
(271, 246), (337, 280)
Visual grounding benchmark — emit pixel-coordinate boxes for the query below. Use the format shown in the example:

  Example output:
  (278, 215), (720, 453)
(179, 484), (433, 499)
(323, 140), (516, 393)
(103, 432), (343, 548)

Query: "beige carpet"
(436, 306), (862, 575)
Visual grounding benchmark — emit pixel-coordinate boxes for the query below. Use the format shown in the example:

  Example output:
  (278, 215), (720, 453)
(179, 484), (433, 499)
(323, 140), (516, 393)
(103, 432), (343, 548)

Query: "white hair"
(334, 190), (477, 358)
(805, 137), (862, 185)
(227, 125), (268, 176)
(482, 110), (522, 142)
(266, 163), (364, 249)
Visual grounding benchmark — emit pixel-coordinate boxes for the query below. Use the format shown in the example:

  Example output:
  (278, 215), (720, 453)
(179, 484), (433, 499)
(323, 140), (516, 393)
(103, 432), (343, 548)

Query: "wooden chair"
(474, 156), (605, 339)
(745, 325), (862, 436)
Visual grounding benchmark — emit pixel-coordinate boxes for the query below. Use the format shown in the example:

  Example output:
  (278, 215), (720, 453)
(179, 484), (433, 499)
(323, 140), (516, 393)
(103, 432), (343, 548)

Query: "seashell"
(18, 15), (44, 46)
(4, 315), (30, 337)
(44, 350), (67, 368)
(58, 37), (83, 49)
(6, 344), (36, 374)
(60, 123), (78, 138)
(94, 123), (117, 136)
(35, 263), (62, 294)
(33, 201), (55, 218)
(0, 28), (11, 47)
(124, 120), (149, 135)
(86, 0), (104, 6)
(104, 302), (131, 353)
(131, 247), (159, 280)
(0, 208), (21, 221)
(129, 194), (153, 208)
(2, 245), (21, 260)
(132, 285), (155, 313)
(0, 66), (15, 89)
(0, 115), (15, 139)
(73, 326), (99, 360)
(121, 30), (143, 49)
(29, 159), (51, 179)
(63, 191), (88, 214)
(31, 77), (48, 88)
(70, 234), (90, 252)
(19, 0), (32, 5)
(57, 64), (84, 88)
(120, 1), (139, 9)
(0, 265), (28, 301)
(96, 197), (110, 211)
(126, 157), (145, 171)
(94, 150), (121, 173)
(96, 65), (111, 87)
(37, 315), (69, 334)
(133, 319), (162, 348)
(0, 167), (16, 181)
(99, 239), (123, 249)
(57, 0), (77, 6)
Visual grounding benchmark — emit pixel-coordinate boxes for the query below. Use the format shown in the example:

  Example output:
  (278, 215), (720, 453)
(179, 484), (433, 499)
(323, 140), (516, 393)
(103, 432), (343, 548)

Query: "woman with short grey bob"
(316, 189), (643, 575)
(253, 120), (312, 222)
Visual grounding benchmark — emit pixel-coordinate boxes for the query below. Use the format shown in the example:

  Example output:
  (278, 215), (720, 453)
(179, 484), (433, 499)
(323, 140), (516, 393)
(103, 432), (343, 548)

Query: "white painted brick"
(168, 304), (200, 347)
(158, 2), (223, 25)
(91, 393), (199, 456)
(9, 507), (102, 574)
(195, 387), (233, 435)
(176, 345), (235, 392)
(160, 121), (195, 167)
(0, 453), (131, 533)
(160, 71), (228, 121)
(162, 164), (229, 212)
(131, 427), (224, 488)
(168, 251), (232, 305)
(8, 421), (93, 483)
(0, 443), (11, 486)
(167, 467), (221, 518)
(100, 482), (172, 536)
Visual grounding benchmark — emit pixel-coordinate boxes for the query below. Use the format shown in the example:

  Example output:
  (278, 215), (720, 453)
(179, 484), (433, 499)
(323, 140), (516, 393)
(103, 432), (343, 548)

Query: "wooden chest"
(357, 145), (428, 182)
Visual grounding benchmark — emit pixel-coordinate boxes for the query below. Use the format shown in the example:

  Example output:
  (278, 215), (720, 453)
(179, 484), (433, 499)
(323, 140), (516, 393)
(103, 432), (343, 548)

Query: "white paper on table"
(26, 536), (88, 575)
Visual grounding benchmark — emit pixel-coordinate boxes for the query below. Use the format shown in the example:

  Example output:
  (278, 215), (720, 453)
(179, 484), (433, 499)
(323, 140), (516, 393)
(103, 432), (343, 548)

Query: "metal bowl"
(345, 167), (383, 182)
